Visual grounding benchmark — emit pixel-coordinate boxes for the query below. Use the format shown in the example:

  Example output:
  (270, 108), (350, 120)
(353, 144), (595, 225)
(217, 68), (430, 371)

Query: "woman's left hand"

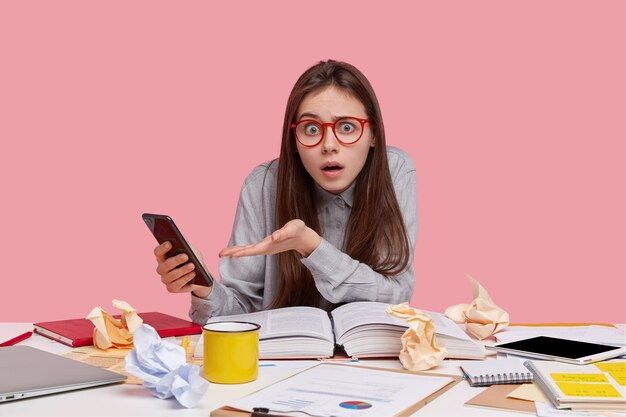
(219, 219), (322, 258)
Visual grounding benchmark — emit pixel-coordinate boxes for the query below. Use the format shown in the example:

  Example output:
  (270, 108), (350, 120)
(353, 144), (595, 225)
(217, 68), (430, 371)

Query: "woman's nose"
(321, 126), (339, 153)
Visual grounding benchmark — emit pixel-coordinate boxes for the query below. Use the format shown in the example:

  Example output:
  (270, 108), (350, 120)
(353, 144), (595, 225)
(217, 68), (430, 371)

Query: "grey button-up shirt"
(190, 146), (417, 323)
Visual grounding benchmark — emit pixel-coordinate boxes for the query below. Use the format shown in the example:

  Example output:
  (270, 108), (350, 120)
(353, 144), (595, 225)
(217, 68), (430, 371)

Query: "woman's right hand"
(154, 241), (212, 298)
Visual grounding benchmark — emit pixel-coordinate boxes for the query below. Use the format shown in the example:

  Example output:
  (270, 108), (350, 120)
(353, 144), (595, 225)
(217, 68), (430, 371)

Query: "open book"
(193, 301), (484, 360)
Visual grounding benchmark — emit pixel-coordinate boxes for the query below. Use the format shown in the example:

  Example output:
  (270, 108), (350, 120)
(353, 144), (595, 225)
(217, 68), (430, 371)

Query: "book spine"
(33, 327), (92, 347)
(156, 327), (202, 338)
(523, 361), (563, 408)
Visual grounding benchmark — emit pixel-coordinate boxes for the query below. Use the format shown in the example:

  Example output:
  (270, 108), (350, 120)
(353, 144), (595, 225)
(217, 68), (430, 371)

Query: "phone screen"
(142, 213), (214, 287)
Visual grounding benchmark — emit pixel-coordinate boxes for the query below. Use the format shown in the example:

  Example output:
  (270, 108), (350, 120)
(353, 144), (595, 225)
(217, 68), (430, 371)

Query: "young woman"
(154, 60), (417, 324)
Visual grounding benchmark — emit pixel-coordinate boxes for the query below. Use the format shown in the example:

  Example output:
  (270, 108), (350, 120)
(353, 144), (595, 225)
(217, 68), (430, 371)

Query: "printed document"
(227, 363), (454, 417)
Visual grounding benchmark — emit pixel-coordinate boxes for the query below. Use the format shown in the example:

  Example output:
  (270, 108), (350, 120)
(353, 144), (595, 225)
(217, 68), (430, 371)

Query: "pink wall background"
(1, 1), (624, 324)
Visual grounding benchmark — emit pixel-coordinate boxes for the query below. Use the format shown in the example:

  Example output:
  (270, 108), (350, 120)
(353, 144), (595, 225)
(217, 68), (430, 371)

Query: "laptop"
(0, 346), (127, 402)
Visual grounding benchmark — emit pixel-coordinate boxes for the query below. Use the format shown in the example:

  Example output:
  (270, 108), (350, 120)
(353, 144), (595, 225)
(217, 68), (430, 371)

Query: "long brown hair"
(271, 60), (411, 308)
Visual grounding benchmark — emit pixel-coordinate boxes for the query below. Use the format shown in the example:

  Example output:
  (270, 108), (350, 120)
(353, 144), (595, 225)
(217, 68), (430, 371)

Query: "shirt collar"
(314, 181), (355, 208)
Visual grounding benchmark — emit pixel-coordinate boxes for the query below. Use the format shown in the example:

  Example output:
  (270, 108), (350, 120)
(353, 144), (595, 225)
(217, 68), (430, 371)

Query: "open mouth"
(322, 165), (342, 171)
(320, 162), (344, 178)
(321, 162), (344, 171)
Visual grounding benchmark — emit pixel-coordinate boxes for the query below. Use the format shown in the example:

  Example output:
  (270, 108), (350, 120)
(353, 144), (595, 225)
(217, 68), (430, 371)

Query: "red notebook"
(33, 312), (202, 347)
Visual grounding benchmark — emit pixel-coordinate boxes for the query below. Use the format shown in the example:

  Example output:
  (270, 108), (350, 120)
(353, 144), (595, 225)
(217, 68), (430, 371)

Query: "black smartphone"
(142, 213), (214, 287)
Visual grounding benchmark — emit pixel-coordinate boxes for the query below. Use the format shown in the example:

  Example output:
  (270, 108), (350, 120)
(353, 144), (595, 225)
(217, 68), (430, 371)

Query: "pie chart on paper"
(339, 401), (372, 410)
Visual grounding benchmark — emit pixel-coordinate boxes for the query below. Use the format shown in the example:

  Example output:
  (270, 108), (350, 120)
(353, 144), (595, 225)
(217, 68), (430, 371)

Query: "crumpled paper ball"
(387, 302), (447, 371)
(86, 299), (143, 349)
(445, 274), (509, 340)
(125, 324), (209, 408)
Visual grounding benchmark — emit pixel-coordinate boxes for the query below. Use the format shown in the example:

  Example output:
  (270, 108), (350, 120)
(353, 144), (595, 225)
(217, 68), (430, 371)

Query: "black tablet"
(487, 336), (626, 364)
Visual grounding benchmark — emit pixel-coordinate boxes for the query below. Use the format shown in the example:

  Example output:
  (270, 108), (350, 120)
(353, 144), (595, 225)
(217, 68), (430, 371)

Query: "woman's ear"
(370, 136), (375, 148)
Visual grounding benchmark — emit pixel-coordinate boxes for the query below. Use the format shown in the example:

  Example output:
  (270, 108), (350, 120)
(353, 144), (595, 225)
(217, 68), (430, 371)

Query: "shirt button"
(334, 197), (343, 207)
(335, 221), (342, 229)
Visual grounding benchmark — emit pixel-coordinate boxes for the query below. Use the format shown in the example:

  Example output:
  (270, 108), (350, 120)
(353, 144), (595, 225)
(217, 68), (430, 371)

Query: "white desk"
(1, 322), (622, 417)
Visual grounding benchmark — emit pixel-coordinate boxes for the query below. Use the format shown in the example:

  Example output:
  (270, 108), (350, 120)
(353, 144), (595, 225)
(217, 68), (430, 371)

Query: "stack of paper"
(525, 359), (626, 411)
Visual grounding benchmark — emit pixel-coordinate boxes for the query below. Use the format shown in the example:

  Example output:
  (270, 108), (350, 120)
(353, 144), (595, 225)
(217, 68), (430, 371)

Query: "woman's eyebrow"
(298, 112), (319, 120)
(297, 113), (352, 121)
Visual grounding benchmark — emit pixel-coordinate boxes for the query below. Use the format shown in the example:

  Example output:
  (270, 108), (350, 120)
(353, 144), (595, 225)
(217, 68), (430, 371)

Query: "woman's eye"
(338, 122), (355, 133)
(305, 124), (320, 135)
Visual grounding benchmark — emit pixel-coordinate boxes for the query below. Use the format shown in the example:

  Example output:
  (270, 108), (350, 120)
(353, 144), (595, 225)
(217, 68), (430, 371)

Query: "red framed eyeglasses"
(291, 117), (370, 147)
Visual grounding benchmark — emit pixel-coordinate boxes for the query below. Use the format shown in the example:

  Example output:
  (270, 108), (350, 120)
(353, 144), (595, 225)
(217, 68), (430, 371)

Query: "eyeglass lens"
(295, 118), (364, 145)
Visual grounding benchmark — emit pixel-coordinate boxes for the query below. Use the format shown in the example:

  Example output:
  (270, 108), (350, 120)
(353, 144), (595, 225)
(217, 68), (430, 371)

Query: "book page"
(421, 309), (472, 340)
(331, 302), (407, 340)
(331, 302), (475, 341)
(206, 306), (333, 341)
(195, 307), (334, 359)
(331, 302), (484, 359)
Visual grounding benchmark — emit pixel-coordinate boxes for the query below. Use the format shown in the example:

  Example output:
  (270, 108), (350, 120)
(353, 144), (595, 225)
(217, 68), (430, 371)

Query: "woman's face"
(295, 86), (374, 194)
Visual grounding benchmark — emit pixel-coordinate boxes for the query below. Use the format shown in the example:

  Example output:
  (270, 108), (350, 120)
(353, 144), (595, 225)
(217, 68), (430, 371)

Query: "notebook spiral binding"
(473, 371), (533, 386)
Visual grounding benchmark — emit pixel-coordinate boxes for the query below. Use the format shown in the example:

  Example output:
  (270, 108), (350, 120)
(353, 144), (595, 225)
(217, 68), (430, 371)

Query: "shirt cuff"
(189, 282), (228, 324)
(301, 238), (347, 288)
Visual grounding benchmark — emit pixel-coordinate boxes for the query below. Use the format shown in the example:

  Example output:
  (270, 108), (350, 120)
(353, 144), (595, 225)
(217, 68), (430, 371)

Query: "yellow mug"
(202, 321), (260, 384)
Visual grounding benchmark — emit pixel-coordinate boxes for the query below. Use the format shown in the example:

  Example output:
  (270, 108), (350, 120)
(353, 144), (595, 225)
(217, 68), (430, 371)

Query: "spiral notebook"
(461, 359), (533, 387)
